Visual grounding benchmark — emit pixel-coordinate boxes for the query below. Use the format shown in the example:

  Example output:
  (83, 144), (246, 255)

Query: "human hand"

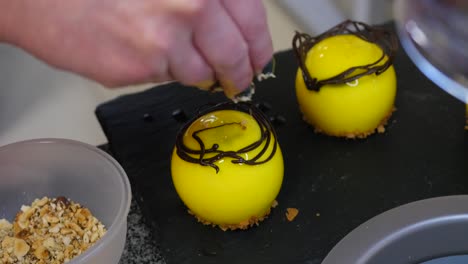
(2, 0), (273, 98)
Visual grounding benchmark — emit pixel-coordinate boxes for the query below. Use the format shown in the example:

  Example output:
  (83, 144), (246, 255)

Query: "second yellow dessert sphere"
(295, 34), (397, 138)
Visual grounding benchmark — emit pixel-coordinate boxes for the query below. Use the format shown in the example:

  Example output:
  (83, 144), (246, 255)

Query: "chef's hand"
(0, 0), (273, 98)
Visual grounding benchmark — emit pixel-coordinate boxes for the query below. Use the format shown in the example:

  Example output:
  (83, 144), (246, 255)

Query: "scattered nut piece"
(45, 214), (60, 224)
(35, 197), (49, 207)
(60, 228), (73, 235)
(90, 232), (99, 243)
(1, 236), (15, 249)
(20, 206), (31, 213)
(43, 237), (55, 250)
(62, 237), (71, 247)
(34, 245), (49, 260)
(0, 219), (12, 231)
(271, 200), (279, 208)
(48, 224), (61, 234)
(286, 208), (299, 222)
(13, 238), (30, 259)
(377, 125), (386, 133)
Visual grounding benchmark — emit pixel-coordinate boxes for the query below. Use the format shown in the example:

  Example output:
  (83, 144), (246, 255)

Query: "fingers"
(166, 22), (214, 86)
(148, 0), (215, 87)
(193, 1), (254, 98)
(221, 0), (273, 74)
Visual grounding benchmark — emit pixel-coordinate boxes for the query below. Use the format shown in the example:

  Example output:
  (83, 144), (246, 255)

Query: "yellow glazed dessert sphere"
(171, 109), (284, 230)
(295, 34), (397, 138)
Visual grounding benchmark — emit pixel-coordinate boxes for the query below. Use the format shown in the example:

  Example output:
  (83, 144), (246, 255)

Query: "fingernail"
(194, 80), (217, 91)
(219, 80), (238, 99)
(167, 0), (202, 14)
(224, 87), (237, 99)
(232, 84), (255, 103)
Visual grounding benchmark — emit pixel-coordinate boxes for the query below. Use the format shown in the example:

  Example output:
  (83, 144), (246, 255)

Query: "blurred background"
(0, 0), (394, 147)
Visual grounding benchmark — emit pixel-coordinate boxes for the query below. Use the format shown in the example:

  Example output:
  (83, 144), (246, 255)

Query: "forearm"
(0, 0), (17, 43)
(0, 0), (272, 92)
(0, 1), (61, 61)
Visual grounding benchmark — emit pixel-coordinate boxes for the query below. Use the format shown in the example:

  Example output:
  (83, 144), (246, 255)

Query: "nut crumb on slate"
(0, 197), (106, 264)
(271, 200), (278, 208)
(286, 208), (299, 222)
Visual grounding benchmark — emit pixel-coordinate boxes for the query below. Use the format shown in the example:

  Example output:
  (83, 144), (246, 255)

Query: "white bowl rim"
(0, 138), (132, 263)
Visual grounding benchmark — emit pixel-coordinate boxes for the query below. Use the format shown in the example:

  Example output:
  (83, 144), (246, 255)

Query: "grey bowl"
(322, 195), (468, 264)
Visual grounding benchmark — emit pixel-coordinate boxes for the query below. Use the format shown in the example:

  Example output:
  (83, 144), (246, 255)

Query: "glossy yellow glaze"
(171, 110), (283, 228)
(295, 34), (397, 137)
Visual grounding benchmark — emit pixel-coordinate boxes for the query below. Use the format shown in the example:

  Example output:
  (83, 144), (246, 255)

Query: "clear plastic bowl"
(0, 139), (131, 264)
(394, 0), (468, 102)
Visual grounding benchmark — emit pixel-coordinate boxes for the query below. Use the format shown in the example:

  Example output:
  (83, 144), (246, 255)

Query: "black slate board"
(96, 28), (468, 263)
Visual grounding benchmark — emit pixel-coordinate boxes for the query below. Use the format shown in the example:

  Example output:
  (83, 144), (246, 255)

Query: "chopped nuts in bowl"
(1, 197), (107, 263)
(0, 139), (131, 264)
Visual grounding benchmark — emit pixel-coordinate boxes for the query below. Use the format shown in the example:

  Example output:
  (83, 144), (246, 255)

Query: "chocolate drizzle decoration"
(175, 102), (278, 173)
(292, 20), (398, 91)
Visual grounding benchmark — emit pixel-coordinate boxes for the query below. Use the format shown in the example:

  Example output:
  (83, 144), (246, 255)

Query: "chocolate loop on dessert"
(292, 20), (398, 91)
(175, 102), (278, 173)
